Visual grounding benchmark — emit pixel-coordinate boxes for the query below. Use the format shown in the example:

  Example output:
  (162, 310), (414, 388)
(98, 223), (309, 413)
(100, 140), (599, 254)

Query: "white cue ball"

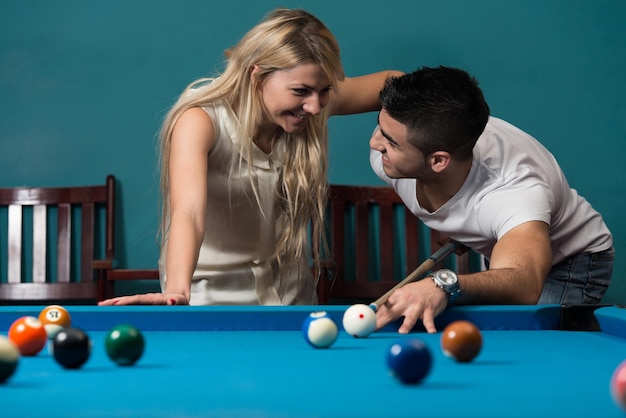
(302, 312), (339, 348)
(342, 304), (377, 338)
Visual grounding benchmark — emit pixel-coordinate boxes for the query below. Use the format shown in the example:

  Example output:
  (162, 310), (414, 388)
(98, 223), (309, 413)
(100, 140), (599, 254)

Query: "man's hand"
(375, 278), (449, 334)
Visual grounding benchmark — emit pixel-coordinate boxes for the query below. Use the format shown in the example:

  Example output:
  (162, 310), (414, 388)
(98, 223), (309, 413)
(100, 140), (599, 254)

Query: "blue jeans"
(538, 247), (615, 304)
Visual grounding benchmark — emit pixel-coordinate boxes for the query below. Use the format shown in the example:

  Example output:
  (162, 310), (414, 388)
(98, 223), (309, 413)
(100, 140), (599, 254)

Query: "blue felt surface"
(2, 328), (626, 417)
(1, 305), (625, 417)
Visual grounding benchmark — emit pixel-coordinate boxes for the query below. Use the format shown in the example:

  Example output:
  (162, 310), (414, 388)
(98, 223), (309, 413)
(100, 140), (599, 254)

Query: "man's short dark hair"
(380, 66), (490, 160)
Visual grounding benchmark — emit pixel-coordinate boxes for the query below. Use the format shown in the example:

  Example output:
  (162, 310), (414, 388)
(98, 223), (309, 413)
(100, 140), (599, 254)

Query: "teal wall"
(1, 1), (625, 301)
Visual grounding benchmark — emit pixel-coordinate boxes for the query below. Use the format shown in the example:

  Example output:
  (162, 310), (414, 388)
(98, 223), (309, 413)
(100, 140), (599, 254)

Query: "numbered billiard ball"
(0, 335), (20, 383)
(611, 360), (626, 411)
(441, 320), (483, 363)
(52, 328), (92, 369)
(105, 324), (145, 366)
(8, 316), (48, 356)
(38, 305), (72, 339)
(387, 338), (432, 384)
(342, 304), (377, 338)
(302, 311), (339, 348)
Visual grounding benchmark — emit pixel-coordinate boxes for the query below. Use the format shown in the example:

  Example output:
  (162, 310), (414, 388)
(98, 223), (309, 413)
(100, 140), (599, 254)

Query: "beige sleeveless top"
(159, 101), (316, 305)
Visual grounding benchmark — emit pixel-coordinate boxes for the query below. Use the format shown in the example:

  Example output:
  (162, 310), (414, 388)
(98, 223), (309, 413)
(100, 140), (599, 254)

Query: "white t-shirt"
(370, 116), (612, 264)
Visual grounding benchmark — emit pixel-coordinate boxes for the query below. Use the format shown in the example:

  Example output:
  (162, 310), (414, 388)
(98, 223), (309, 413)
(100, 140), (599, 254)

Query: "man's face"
(369, 109), (430, 179)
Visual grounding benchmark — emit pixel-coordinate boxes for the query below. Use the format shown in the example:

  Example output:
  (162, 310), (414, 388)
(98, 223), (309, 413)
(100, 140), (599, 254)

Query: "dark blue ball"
(386, 338), (432, 384)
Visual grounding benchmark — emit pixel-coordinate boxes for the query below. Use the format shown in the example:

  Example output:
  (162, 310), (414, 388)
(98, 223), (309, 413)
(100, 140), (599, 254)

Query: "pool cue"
(369, 240), (462, 312)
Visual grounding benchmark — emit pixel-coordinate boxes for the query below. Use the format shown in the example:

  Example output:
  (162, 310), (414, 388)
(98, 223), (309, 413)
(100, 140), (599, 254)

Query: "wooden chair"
(317, 184), (475, 305)
(0, 176), (116, 304)
(101, 184), (478, 305)
(103, 268), (160, 298)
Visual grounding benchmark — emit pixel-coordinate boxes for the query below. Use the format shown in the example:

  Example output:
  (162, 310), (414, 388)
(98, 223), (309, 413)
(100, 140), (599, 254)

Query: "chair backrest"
(0, 175), (115, 304)
(319, 184), (474, 304)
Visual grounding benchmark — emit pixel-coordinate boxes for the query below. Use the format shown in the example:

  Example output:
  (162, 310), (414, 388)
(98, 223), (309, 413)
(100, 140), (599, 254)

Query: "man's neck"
(415, 159), (472, 213)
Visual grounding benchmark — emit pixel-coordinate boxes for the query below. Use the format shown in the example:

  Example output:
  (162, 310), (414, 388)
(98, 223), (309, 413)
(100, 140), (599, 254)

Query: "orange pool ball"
(39, 305), (72, 339)
(8, 316), (48, 356)
(441, 320), (483, 363)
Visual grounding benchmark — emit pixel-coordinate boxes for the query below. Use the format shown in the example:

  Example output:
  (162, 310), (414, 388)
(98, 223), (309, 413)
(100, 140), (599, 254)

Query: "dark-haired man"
(370, 66), (613, 334)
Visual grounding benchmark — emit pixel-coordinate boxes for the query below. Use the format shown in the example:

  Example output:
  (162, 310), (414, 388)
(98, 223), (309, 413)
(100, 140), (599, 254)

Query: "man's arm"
(456, 220), (551, 305)
(375, 220), (552, 333)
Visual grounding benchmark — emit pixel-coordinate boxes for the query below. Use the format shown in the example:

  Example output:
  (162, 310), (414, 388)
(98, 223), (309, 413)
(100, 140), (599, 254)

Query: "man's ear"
(429, 151), (452, 173)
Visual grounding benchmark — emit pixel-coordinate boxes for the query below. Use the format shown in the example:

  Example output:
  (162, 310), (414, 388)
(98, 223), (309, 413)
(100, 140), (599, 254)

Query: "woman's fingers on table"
(98, 293), (175, 306)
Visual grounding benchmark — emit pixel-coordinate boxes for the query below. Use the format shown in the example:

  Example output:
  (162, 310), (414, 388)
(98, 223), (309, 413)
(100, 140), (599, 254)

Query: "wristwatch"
(431, 269), (460, 304)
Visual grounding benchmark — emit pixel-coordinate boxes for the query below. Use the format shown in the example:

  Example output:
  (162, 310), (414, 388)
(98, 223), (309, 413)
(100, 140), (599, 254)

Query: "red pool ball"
(611, 360), (626, 411)
(440, 320), (482, 363)
(38, 305), (72, 339)
(8, 316), (48, 356)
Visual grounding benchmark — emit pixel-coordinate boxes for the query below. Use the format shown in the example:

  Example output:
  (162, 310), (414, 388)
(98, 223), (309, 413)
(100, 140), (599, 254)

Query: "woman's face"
(255, 63), (332, 134)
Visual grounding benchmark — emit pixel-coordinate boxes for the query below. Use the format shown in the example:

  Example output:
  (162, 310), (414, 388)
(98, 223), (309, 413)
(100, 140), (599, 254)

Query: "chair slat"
(7, 205), (22, 284)
(404, 207), (420, 273)
(80, 202), (95, 283)
(354, 201), (369, 283)
(56, 203), (71, 283)
(330, 200), (345, 281)
(378, 202), (395, 281)
(32, 204), (47, 283)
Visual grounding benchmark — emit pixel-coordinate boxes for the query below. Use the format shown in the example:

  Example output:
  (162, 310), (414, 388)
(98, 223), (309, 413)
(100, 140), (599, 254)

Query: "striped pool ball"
(38, 305), (72, 339)
(302, 311), (339, 348)
(8, 316), (48, 356)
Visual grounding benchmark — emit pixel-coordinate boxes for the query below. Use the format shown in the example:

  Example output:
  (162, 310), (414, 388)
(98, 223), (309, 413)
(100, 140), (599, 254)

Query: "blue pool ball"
(302, 311), (339, 349)
(386, 338), (432, 384)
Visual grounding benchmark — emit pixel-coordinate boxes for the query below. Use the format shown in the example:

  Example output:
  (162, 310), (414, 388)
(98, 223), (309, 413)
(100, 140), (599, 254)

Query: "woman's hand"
(98, 293), (189, 306)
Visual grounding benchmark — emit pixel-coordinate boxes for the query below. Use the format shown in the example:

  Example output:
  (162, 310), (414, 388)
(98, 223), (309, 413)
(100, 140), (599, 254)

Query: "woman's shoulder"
(172, 107), (218, 153)
(178, 106), (215, 127)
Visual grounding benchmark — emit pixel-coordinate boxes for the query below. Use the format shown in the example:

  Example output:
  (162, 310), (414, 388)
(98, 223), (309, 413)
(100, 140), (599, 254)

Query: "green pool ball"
(104, 324), (145, 366)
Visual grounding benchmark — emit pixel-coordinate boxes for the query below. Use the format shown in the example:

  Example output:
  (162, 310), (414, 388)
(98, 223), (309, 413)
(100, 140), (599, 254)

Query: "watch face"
(437, 270), (457, 285)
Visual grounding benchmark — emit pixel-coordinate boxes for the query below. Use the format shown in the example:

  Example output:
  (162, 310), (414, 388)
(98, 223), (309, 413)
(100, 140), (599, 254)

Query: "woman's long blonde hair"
(158, 8), (344, 274)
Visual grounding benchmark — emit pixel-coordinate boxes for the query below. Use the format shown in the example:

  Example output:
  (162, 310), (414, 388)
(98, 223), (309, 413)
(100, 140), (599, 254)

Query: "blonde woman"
(99, 8), (401, 306)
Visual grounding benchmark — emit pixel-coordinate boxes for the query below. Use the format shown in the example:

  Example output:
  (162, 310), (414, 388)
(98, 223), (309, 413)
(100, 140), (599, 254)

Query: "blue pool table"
(1, 304), (626, 417)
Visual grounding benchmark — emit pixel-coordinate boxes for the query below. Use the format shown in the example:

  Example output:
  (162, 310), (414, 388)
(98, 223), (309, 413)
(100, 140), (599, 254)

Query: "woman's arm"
(98, 107), (215, 306)
(162, 107), (215, 301)
(330, 70), (403, 115)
